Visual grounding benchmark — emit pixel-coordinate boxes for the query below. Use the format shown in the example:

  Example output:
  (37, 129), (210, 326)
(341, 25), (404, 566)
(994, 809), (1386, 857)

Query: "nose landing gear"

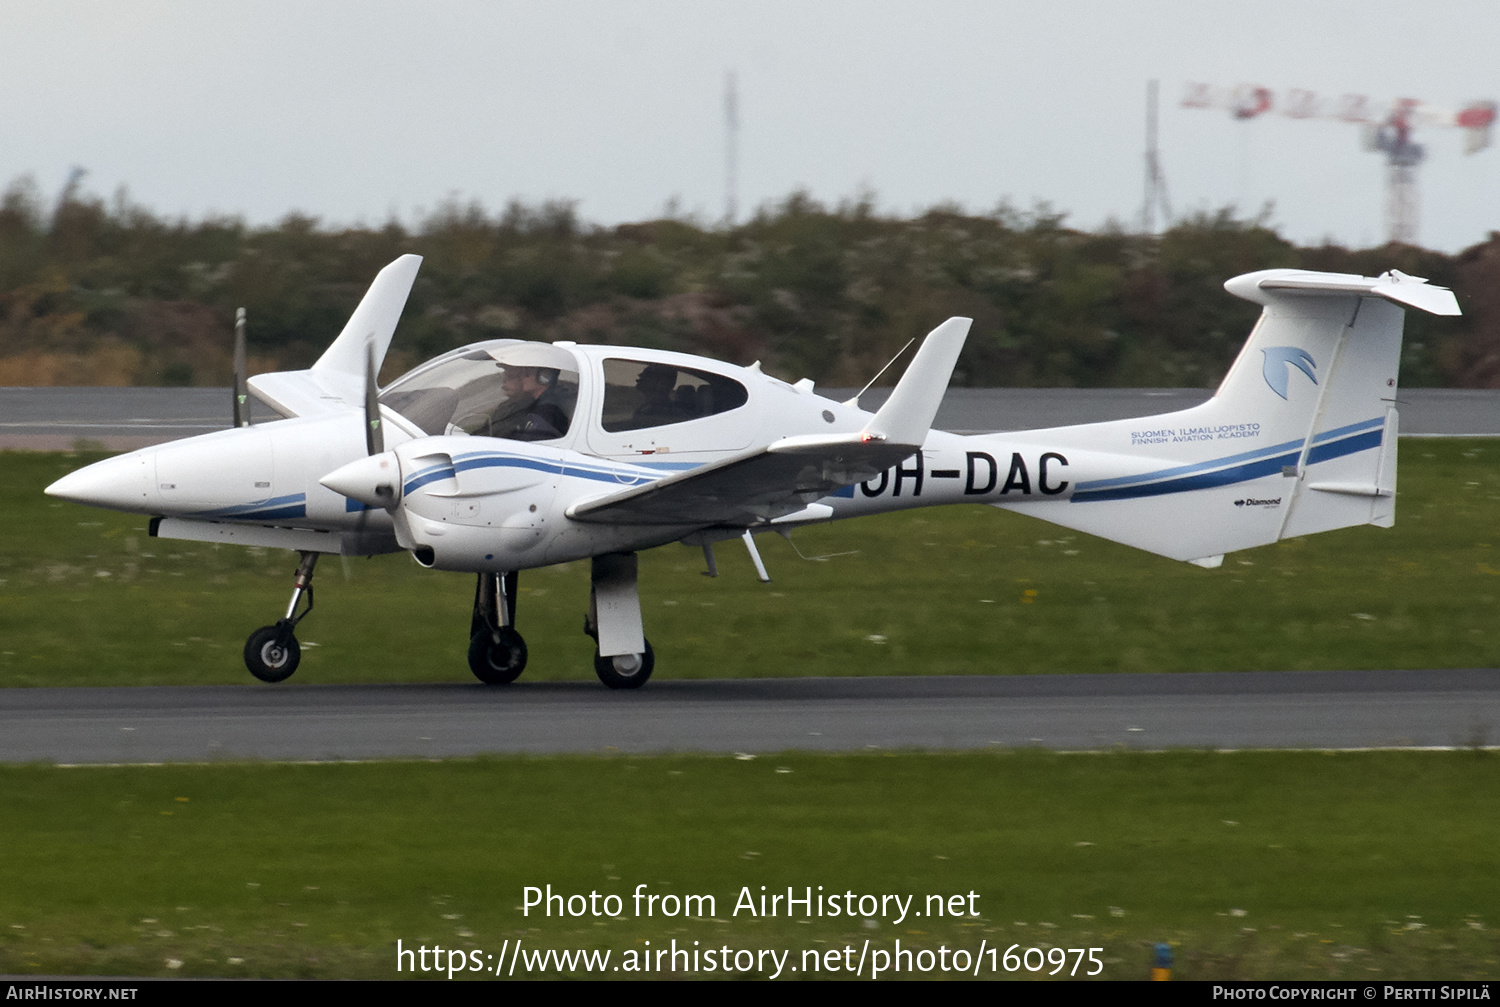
(244, 551), (318, 683)
(469, 571), (527, 684)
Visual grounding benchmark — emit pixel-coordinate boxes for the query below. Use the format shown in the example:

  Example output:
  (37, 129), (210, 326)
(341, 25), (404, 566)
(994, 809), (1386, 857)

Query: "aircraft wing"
(566, 434), (919, 526)
(568, 315), (972, 526)
(247, 369), (364, 419)
(246, 254), (424, 418)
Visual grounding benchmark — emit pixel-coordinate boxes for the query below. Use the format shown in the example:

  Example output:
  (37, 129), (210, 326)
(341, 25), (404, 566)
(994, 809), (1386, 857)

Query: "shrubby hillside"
(1, 176), (1495, 389)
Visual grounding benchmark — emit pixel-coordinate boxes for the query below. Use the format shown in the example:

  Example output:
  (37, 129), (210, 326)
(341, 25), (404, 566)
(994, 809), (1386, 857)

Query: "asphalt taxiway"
(2, 669), (1495, 764)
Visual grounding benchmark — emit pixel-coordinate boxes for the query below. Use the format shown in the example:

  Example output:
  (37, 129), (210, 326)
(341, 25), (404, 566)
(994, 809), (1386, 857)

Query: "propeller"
(364, 336), (384, 455)
(322, 335), (401, 513)
(232, 307), (250, 428)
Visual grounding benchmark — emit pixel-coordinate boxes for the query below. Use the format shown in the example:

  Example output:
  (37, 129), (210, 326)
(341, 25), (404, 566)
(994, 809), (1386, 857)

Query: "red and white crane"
(1182, 83), (1496, 245)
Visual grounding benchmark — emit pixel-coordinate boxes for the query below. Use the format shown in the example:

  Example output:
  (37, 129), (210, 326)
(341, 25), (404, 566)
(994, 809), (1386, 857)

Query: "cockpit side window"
(380, 345), (580, 442)
(600, 359), (749, 433)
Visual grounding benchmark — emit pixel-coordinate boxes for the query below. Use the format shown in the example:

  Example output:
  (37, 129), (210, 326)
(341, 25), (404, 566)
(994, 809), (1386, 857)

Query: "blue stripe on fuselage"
(1070, 421), (1384, 503)
(1070, 449), (1303, 502)
(188, 493), (307, 521)
(401, 451), (660, 496)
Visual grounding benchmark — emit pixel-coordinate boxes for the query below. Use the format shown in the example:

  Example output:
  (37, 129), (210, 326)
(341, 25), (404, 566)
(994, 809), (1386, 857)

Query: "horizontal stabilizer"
(1226, 268), (1460, 316)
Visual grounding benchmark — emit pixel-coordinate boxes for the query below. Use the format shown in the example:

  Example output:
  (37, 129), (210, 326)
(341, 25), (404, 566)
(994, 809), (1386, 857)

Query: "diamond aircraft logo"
(1261, 346), (1318, 400)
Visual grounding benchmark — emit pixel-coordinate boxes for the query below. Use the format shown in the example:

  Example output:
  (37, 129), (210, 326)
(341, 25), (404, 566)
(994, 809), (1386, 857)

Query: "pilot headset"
(504, 366), (555, 386)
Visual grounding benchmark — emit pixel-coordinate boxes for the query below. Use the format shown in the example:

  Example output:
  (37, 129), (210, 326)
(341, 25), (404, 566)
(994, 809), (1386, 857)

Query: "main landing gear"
(584, 552), (653, 690)
(465, 558), (653, 689)
(244, 551), (318, 683)
(469, 571), (527, 684)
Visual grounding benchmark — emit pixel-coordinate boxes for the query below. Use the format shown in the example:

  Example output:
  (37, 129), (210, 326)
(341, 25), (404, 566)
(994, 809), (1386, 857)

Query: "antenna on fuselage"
(841, 337), (916, 408)
(232, 308), (251, 427)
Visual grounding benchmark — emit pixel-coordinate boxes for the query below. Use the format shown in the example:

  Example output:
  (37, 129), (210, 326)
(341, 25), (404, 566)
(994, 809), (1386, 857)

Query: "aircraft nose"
(44, 452), (156, 511)
(320, 451), (401, 509)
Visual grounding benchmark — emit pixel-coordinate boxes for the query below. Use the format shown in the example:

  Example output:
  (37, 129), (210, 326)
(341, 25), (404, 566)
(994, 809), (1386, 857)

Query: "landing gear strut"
(469, 571), (527, 684)
(585, 552), (654, 689)
(244, 551), (318, 683)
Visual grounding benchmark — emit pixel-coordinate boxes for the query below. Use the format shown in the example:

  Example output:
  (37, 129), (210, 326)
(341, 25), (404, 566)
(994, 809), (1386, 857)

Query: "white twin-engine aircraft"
(46, 255), (1459, 688)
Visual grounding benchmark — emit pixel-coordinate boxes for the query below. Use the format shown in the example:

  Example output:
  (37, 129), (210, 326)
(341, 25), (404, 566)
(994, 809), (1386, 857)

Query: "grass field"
(4, 438), (1500, 688)
(1, 751), (1496, 981)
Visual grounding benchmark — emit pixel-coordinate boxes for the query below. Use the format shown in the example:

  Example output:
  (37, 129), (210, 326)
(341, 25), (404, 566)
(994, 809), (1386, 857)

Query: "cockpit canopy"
(598, 358), (749, 432)
(380, 342), (580, 441)
(380, 339), (756, 453)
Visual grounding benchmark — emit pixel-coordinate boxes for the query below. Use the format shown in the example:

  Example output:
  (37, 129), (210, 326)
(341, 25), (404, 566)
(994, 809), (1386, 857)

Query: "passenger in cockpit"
(632, 364), (692, 426)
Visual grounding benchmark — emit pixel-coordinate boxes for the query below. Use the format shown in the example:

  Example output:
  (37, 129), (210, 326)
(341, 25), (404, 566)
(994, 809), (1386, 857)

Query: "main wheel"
(245, 625), (300, 683)
(593, 639), (654, 690)
(468, 627), (528, 684)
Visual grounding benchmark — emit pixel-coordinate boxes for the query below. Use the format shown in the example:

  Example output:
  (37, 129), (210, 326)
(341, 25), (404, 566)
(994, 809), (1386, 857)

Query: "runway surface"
(1, 386), (1497, 449)
(3, 669), (1496, 764)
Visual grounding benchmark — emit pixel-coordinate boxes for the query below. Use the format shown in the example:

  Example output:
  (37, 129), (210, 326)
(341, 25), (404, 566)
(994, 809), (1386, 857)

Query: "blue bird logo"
(1261, 346), (1317, 400)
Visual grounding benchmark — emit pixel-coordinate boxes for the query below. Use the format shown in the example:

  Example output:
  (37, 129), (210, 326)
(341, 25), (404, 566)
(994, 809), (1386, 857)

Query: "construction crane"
(1182, 83), (1496, 246)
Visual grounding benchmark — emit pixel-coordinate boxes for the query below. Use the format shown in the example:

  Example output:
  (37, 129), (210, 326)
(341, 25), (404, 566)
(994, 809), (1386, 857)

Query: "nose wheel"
(245, 624), (300, 683)
(468, 626), (528, 684)
(469, 571), (527, 684)
(244, 551), (318, 684)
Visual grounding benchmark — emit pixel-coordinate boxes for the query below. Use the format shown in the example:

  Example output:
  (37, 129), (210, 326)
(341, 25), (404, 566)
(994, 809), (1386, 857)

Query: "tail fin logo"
(1261, 346), (1318, 400)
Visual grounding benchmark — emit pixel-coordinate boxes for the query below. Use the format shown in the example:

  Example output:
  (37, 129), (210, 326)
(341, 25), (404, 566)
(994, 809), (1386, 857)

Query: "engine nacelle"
(392, 438), (561, 572)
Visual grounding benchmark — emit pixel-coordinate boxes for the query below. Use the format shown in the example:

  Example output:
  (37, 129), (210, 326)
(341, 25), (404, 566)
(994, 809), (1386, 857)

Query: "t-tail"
(987, 268), (1460, 567)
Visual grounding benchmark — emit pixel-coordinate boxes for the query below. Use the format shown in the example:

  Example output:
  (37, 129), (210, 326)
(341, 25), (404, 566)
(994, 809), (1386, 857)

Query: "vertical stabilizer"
(991, 269), (1457, 563)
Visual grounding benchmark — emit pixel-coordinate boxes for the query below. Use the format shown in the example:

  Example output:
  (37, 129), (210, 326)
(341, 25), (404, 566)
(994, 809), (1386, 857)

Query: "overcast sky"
(3, 0), (1498, 252)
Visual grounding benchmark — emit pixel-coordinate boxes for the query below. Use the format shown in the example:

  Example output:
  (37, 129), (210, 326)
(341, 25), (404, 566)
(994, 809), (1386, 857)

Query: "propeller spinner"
(320, 451), (401, 510)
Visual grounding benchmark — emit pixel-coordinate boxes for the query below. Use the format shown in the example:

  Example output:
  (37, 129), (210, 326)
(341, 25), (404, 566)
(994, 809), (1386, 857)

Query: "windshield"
(380, 342), (580, 441)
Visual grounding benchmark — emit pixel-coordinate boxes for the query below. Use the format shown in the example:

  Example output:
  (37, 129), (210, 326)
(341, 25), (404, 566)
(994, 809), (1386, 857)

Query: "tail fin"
(1215, 269), (1456, 540)
(995, 268), (1458, 564)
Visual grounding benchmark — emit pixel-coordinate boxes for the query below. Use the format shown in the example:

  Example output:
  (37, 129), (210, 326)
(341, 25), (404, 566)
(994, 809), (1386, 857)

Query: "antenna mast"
(725, 70), (739, 227)
(1141, 80), (1173, 234)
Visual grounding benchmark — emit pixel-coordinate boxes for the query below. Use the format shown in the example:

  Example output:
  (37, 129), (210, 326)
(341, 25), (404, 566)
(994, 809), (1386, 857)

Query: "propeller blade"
(364, 337), (383, 456)
(232, 307), (250, 428)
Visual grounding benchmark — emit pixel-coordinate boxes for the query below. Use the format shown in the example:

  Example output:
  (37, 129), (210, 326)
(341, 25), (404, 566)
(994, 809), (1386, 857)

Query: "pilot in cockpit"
(379, 341), (580, 440)
(491, 364), (571, 440)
